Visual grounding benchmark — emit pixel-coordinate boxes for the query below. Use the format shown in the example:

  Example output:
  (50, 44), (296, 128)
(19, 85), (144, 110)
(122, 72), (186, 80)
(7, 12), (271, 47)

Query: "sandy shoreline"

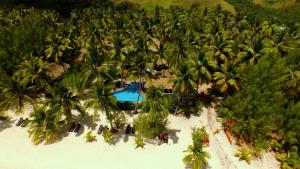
(0, 107), (279, 169)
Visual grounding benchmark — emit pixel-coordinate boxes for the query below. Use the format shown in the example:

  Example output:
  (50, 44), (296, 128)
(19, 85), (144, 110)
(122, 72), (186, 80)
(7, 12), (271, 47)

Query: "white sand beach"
(0, 106), (280, 169)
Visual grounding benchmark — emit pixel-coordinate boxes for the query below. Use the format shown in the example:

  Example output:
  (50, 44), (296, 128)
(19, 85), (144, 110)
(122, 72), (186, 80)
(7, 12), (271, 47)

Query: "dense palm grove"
(0, 2), (299, 168)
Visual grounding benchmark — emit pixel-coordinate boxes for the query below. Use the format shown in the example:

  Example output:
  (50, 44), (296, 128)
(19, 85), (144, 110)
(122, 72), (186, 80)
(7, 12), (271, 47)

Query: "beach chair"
(68, 122), (76, 132)
(97, 125), (104, 135)
(125, 124), (131, 134)
(16, 117), (24, 126)
(21, 118), (29, 127)
(74, 123), (82, 133)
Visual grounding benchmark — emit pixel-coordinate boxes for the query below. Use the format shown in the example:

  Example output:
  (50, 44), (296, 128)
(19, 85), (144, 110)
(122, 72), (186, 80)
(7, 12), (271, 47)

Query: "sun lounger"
(68, 122), (76, 132)
(74, 123), (82, 133)
(97, 125), (104, 135)
(125, 124), (131, 134)
(21, 118), (29, 127)
(16, 117), (24, 126)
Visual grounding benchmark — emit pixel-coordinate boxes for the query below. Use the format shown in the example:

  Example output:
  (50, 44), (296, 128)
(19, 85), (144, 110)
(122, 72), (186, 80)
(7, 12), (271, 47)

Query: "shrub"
(85, 130), (96, 142)
(235, 148), (252, 164)
(133, 113), (167, 139)
(135, 135), (145, 148)
(192, 127), (209, 147)
(183, 127), (210, 169)
(102, 129), (113, 144)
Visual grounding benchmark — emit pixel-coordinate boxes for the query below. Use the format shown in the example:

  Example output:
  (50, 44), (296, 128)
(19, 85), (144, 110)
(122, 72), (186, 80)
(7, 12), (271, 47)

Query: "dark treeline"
(0, 2), (299, 168)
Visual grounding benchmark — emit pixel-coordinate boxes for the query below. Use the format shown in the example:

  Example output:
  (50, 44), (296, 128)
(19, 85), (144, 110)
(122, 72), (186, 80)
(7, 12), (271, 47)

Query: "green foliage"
(111, 111), (126, 130)
(0, 75), (37, 114)
(183, 127), (210, 169)
(133, 87), (170, 138)
(46, 83), (86, 123)
(85, 130), (97, 142)
(142, 87), (171, 118)
(228, 0), (300, 23)
(14, 57), (52, 90)
(221, 53), (300, 167)
(0, 10), (48, 72)
(192, 127), (209, 147)
(0, 3), (299, 168)
(28, 106), (63, 144)
(235, 148), (252, 164)
(84, 79), (118, 129)
(134, 135), (146, 148)
(133, 113), (167, 139)
(102, 129), (114, 145)
(220, 55), (288, 143)
(213, 62), (241, 94)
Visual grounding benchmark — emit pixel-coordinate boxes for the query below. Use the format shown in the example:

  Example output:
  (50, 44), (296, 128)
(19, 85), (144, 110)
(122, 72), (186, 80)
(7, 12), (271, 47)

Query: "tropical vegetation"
(183, 127), (210, 169)
(0, 0), (299, 168)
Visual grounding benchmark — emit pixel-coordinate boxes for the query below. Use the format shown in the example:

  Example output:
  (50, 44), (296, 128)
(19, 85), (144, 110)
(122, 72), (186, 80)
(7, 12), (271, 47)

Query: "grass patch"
(253, 0), (296, 9)
(113, 0), (236, 13)
(227, 0), (300, 23)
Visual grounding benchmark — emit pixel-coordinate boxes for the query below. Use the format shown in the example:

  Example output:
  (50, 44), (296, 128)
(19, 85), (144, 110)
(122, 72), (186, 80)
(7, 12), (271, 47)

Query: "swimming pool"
(113, 84), (145, 102)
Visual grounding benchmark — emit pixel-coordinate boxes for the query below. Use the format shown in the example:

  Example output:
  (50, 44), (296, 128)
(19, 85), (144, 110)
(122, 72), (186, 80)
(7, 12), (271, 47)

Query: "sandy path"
(0, 107), (279, 169)
(201, 107), (280, 169)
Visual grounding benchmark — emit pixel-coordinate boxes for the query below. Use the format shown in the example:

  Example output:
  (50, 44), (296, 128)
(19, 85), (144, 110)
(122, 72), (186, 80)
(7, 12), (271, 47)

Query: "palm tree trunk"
(174, 93), (181, 114)
(105, 105), (114, 129)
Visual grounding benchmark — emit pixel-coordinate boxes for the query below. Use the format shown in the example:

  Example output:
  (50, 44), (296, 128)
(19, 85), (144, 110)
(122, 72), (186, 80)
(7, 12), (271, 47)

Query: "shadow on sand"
(0, 119), (13, 132)
(168, 129), (181, 144)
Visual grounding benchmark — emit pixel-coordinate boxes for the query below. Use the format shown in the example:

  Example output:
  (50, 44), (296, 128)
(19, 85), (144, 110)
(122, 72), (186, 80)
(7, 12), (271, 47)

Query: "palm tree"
(28, 106), (63, 144)
(232, 32), (258, 66)
(0, 76), (36, 113)
(172, 63), (196, 113)
(213, 63), (240, 94)
(130, 33), (152, 111)
(183, 143), (210, 169)
(207, 33), (233, 65)
(84, 79), (118, 129)
(164, 37), (193, 69)
(190, 50), (218, 92)
(45, 30), (72, 71)
(142, 87), (170, 119)
(172, 64), (196, 97)
(81, 44), (116, 87)
(109, 31), (132, 82)
(14, 56), (52, 90)
(45, 82), (85, 123)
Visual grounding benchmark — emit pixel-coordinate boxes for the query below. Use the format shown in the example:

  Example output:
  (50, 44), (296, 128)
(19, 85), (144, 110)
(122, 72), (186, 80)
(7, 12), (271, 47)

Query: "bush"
(235, 148), (252, 164)
(85, 130), (96, 142)
(183, 127), (210, 169)
(102, 129), (113, 144)
(192, 127), (209, 146)
(133, 113), (167, 139)
(134, 135), (145, 148)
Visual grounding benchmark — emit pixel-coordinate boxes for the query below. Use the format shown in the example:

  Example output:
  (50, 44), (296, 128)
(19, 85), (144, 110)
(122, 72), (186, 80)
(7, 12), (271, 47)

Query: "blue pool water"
(113, 84), (145, 102)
